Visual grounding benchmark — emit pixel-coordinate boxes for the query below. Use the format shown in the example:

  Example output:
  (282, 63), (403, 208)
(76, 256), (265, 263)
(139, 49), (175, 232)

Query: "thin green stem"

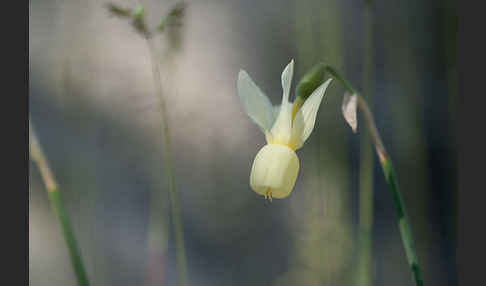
(356, 95), (424, 286)
(295, 63), (357, 102)
(29, 122), (90, 286)
(297, 67), (424, 286)
(357, 1), (374, 286)
(146, 37), (188, 286)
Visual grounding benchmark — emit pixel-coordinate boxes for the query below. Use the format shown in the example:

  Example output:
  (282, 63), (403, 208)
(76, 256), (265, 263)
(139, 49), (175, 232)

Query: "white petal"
(272, 105), (281, 121)
(237, 70), (275, 133)
(270, 101), (293, 145)
(267, 60), (295, 145)
(291, 78), (333, 150)
(280, 59), (294, 103)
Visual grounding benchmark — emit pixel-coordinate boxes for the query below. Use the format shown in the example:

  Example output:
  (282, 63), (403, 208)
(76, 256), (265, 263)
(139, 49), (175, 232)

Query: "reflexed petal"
(269, 101), (293, 145)
(291, 78), (333, 150)
(237, 70), (275, 133)
(268, 60), (295, 145)
(281, 59), (294, 103)
(272, 104), (281, 121)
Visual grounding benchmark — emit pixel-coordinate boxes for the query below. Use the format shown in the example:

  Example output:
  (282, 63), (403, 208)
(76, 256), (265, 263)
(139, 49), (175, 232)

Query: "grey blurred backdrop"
(29, 0), (457, 285)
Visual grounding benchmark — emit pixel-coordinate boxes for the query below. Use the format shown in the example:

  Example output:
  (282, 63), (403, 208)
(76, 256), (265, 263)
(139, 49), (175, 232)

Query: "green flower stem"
(356, 95), (423, 286)
(29, 122), (90, 286)
(296, 66), (424, 286)
(357, 1), (374, 286)
(295, 63), (357, 102)
(146, 38), (188, 286)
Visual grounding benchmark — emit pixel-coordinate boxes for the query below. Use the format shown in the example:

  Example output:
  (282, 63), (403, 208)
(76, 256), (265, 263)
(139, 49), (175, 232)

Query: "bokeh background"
(29, 0), (457, 285)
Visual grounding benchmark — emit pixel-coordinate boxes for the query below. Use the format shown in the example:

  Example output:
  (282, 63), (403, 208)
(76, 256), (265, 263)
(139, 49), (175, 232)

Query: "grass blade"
(30, 122), (90, 286)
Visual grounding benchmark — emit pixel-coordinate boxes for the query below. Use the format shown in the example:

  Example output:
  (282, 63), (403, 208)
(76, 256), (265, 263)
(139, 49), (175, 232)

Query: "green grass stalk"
(357, 1), (374, 286)
(146, 38), (188, 286)
(105, 4), (189, 284)
(29, 122), (90, 286)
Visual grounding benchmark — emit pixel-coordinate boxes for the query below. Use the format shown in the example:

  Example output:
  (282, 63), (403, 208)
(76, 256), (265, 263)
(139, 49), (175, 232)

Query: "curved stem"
(356, 96), (423, 286)
(146, 37), (188, 286)
(29, 121), (90, 286)
(295, 62), (358, 102)
(301, 67), (424, 286)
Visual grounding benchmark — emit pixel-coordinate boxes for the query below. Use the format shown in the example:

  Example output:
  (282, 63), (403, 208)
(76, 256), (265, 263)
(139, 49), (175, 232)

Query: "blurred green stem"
(146, 37), (188, 286)
(29, 121), (90, 286)
(357, 1), (374, 286)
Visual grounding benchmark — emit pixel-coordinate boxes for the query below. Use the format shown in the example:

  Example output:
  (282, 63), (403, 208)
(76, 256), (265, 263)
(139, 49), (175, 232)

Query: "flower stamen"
(265, 188), (273, 202)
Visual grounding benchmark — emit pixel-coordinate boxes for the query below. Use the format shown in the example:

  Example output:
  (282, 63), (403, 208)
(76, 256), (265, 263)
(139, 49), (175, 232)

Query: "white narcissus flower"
(237, 59), (333, 200)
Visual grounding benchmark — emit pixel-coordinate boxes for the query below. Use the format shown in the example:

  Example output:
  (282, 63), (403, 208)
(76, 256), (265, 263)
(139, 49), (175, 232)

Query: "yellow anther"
(265, 188), (273, 202)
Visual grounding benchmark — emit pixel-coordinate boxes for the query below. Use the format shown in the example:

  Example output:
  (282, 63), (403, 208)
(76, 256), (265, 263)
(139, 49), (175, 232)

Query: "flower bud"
(250, 144), (299, 199)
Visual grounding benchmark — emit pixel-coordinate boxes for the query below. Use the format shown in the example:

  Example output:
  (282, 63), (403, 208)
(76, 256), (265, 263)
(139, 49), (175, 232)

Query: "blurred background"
(29, 0), (457, 285)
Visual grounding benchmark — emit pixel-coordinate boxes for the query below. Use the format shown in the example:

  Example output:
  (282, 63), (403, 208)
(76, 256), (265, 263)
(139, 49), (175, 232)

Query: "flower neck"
(265, 141), (296, 152)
